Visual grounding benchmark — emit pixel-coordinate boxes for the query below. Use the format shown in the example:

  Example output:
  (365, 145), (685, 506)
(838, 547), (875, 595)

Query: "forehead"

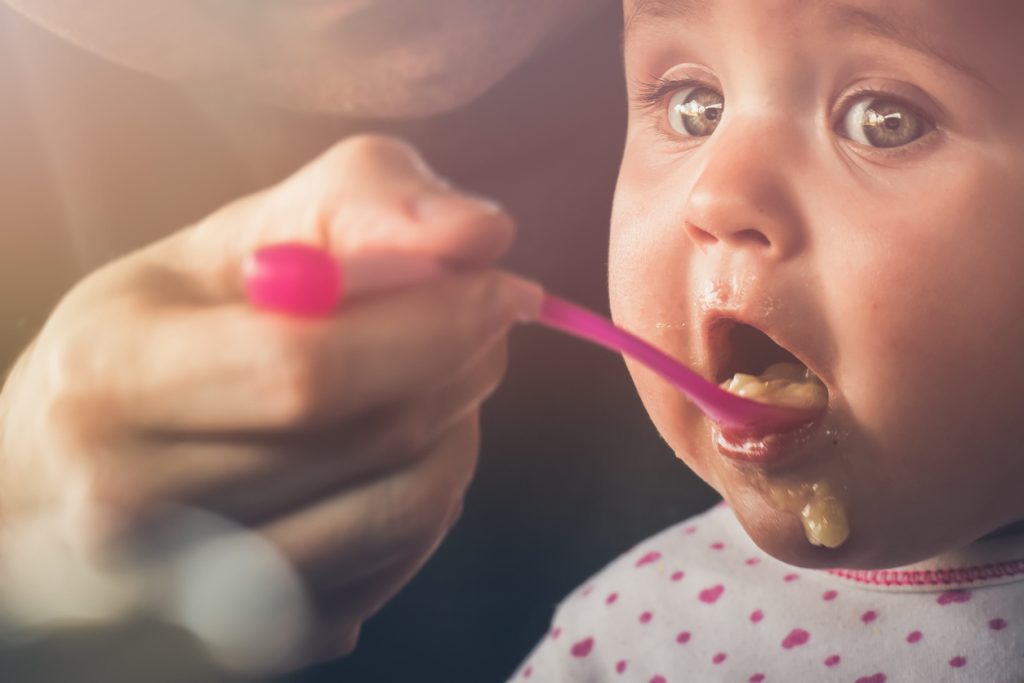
(625, 0), (1024, 37)
(623, 0), (1023, 91)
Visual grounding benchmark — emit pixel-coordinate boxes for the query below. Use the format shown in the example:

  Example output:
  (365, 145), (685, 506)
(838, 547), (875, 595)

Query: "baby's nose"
(683, 121), (805, 260)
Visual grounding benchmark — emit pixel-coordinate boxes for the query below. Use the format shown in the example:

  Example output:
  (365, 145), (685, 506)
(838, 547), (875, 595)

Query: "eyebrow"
(624, 0), (994, 92)
(624, 0), (710, 35)
(825, 2), (995, 91)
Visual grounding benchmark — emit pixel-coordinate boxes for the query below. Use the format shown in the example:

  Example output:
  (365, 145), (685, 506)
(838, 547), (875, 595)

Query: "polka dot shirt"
(513, 503), (1024, 682)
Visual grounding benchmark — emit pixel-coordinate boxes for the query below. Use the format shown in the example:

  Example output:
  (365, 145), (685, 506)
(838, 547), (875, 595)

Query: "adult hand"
(0, 135), (542, 659)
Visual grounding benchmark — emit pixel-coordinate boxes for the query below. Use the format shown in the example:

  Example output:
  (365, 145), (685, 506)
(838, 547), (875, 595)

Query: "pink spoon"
(536, 295), (819, 433)
(245, 244), (820, 433)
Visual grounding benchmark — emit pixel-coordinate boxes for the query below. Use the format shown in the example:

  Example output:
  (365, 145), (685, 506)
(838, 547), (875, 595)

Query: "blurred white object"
(0, 505), (311, 676)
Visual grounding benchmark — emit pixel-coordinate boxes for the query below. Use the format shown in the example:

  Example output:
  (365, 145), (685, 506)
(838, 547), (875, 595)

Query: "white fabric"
(514, 503), (1024, 682)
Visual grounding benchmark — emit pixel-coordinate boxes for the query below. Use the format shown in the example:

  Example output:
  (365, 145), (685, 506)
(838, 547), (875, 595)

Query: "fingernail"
(507, 276), (544, 324)
(245, 243), (342, 316)
(414, 191), (504, 224)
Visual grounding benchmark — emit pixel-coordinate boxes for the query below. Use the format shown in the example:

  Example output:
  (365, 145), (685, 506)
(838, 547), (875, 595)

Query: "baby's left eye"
(836, 96), (932, 148)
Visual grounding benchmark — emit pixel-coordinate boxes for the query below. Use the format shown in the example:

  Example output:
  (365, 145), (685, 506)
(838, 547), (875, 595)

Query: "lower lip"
(713, 420), (821, 468)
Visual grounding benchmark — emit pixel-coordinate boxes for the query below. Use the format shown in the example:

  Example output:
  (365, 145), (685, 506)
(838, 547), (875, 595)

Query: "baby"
(516, 0), (1024, 679)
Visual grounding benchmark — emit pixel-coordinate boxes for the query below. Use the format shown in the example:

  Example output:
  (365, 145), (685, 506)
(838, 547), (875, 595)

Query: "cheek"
(610, 159), (714, 473)
(610, 153), (695, 331)
(821, 162), (1024, 552)
(833, 167), (1024, 431)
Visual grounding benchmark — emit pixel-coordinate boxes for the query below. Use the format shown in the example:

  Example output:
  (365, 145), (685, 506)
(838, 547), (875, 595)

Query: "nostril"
(685, 222), (718, 247)
(735, 229), (771, 248)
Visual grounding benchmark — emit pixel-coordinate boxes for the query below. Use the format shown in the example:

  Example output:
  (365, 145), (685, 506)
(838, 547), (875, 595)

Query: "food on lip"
(720, 362), (827, 411)
(716, 361), (847, 548)
(754, 476), (850, 549)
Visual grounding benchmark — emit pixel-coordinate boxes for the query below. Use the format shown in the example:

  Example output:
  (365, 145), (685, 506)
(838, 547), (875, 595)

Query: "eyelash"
(632, 77), (939, 155)
(634, 76), (710, 144)
(634, 76), (703, 112)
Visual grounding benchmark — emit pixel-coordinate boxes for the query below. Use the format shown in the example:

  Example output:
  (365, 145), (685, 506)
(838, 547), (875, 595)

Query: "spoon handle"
(242, 244), (815, 432)
(537, 294), (814, 431)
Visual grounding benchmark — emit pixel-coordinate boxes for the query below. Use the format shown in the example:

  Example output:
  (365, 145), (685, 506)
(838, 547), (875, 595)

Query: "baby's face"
(612, 0), (1024, 568)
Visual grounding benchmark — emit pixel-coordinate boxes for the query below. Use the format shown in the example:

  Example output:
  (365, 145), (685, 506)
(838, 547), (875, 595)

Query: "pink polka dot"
(749, 675), (765, 683)
(825, 654), (840, 667)
(571, 637), (594, 658)
(550, 627), (561, 640)
(782, 628), (810, 649)
(522, 665), (532, 679)
(710, 542), (725, 550)
(616, 660), (627, 674)
(650, 676), (667, 683)
(822, 590), (838, 601)
(635, 551), (662, 568)
(745, 557), (761, 566)
(699, 584), (725, 604)
(906, 630), (922, 644)
(712, 652), (727, 664)
(676, 631), (691, 644)
(750, 609), (764, 623)
(784, 573), (800, 582)
(581, 585), (594, 597)
(606, 592), (618, 605)
(639, 611), (653, 624)
(937, 589), (971, 605)
(989, 618), (1007, 630)
(684, 526), (698, 534)
(670, 570), (685, 581)
(855, 674), (886, 683)
(949, 656), (967, 668)
(861, 610), (878, 624)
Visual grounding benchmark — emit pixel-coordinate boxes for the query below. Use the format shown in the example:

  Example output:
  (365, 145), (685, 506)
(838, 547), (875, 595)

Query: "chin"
(725, 487), (950, 572)
(733, 503), (863, 569)
(254, 66), (508, 118)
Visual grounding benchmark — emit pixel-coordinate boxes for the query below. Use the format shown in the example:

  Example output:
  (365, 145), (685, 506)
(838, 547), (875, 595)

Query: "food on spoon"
(720, 362), (827, 411)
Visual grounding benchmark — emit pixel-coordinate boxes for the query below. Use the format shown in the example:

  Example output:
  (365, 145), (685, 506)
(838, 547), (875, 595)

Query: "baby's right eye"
(667, 86), (724, 137)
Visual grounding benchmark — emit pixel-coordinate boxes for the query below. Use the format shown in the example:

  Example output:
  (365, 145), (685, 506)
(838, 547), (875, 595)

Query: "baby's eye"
(837, 96), (932, 148)
(667, 86), (724, 137)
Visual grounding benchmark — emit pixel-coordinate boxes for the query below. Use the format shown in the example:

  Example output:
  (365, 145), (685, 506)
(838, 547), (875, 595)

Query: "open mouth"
(711, 320), (828, 412)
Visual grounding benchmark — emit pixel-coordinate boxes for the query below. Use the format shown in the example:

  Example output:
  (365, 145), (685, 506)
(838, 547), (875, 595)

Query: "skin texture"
(613, 0), (1024, 569)
(1, 0), (597, 116)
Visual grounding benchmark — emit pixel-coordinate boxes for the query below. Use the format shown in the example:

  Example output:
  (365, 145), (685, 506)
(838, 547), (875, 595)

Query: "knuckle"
(260, 330), (325, 426)
(44, 391), (112, 462)
(45, 332), (101, 404)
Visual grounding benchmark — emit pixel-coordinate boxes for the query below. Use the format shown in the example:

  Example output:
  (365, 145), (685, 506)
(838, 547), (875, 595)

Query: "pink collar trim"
(827, 559), (1024, 588)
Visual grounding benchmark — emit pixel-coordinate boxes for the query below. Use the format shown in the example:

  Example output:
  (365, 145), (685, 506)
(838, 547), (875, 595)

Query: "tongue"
(720, 362), (827, 410)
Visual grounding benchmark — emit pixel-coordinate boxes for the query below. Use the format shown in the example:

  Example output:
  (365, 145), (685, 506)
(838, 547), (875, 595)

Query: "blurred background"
(0, 3), (717, 681)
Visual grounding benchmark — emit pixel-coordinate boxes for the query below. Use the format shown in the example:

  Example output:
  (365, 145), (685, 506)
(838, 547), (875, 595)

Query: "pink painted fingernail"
(246, 243), (342, 316)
